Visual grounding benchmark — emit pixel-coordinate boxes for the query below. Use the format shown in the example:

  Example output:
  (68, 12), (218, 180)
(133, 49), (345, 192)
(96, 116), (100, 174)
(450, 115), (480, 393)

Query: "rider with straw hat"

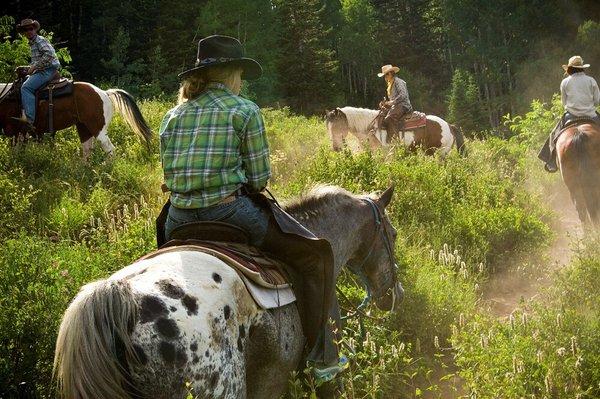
(13, 18), (61, 129)
(377, 64), (413, 141)
(539, 55), (600, 172)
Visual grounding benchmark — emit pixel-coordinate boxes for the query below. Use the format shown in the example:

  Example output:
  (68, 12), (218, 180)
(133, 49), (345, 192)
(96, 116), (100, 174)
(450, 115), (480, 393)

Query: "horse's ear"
(376, 185), (395, 208)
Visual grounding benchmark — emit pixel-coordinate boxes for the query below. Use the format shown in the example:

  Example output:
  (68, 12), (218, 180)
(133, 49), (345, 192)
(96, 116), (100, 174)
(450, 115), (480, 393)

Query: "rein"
(366, 109), (385, 136)
(342, 197), (398, 320)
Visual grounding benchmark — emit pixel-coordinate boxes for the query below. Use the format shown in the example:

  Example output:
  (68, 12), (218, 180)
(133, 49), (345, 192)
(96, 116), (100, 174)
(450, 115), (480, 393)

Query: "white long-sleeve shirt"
(560, 72), (600, 117)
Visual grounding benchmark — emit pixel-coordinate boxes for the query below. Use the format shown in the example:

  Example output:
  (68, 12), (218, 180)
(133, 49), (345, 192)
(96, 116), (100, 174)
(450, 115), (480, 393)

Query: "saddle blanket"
(403, 111), (427, 130)
(139, 242), (296, 310)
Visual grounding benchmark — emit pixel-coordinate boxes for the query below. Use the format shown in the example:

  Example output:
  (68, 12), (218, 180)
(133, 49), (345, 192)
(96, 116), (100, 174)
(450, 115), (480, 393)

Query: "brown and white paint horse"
(556, 123), (600, 226)
(325, 106), (465, 156)
(0, 81), (152, 158)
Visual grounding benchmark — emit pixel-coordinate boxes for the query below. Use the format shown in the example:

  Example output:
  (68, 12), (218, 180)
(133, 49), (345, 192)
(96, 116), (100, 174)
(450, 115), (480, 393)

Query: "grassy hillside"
(0, 97), (598, 398)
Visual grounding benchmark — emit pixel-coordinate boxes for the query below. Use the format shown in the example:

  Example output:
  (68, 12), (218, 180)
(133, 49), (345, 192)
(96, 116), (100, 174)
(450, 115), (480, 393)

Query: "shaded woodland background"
(2, 0), (600, 129)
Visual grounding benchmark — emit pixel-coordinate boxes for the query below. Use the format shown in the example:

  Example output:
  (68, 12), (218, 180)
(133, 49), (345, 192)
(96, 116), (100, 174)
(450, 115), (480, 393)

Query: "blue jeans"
(165, 195), (270, 247)
(21, 66), (58, 123)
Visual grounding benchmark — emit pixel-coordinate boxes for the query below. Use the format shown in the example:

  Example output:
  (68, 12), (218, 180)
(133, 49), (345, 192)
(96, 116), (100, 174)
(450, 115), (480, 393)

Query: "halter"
(345, 197), (398, 314)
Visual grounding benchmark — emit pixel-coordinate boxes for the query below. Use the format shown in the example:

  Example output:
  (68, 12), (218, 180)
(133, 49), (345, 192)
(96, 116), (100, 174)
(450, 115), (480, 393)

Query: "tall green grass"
(0, 95), (595, 398)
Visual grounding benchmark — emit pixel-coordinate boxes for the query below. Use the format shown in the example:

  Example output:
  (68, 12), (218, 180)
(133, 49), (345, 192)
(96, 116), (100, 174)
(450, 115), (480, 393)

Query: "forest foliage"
(3, 1), (600, 124)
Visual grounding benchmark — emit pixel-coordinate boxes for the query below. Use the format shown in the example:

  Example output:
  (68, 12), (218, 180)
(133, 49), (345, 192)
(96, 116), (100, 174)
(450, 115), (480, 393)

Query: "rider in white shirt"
(539, 56), (600, 173)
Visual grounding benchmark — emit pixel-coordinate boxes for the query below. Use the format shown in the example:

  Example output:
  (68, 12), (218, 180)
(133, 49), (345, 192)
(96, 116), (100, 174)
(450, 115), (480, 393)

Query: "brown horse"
(0, 76), (152, 158)
(325, 106), (465, 156)
(556, 123), (600, 226)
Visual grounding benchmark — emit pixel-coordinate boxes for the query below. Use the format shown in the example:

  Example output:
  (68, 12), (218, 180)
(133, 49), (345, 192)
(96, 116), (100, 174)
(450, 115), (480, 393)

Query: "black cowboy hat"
(16, 19), (40, 33)
(178, 35), (262, 80)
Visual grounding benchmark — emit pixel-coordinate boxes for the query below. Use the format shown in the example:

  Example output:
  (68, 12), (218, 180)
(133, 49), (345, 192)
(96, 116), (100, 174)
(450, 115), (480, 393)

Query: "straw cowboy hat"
(16, 19), (40, 33)
(377, 64), (400, 77)
(178, 35), (262, 80)
(562, 55), (590, 71)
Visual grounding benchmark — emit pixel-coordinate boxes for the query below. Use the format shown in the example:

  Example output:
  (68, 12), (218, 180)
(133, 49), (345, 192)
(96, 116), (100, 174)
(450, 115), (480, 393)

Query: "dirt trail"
(483, 179), (582, 317)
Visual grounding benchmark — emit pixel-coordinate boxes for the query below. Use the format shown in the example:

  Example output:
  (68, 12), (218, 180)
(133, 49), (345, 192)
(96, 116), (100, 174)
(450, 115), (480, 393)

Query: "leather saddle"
(552, 113), (600, 146)
(14, 66), (74, 100)
(36, 70), (73, 100)
(402, 111), (427, 130)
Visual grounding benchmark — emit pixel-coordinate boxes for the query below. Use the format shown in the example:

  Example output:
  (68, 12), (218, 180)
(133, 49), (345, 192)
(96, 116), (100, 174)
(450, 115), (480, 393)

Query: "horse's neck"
(342, 107), (379, 134)
(287, 205), (364, 277)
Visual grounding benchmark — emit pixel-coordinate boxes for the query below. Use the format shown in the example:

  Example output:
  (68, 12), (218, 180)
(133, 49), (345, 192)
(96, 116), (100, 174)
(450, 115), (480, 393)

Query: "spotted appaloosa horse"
(325, 106), (465, 156)
(556, 123), (600, 226)
(54, 185), (403, 399)
(0, 81), (152, 158)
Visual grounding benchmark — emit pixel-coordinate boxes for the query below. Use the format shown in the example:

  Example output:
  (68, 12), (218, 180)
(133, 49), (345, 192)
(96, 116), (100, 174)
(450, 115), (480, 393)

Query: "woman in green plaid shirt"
(161, 35), (270, 245)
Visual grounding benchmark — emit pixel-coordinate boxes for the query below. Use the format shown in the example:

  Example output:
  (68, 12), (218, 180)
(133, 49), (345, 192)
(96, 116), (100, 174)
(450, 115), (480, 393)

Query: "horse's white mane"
(0, 83), (13, 92)
(338, 106), (379, 134)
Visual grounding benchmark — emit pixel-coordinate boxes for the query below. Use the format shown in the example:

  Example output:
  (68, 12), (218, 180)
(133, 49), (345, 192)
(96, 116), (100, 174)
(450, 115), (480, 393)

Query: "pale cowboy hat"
(377, 64), (400, 77)
(562, 55), (590, 71)
(16, 19), (40, 33)
(178, 35), (262, 80)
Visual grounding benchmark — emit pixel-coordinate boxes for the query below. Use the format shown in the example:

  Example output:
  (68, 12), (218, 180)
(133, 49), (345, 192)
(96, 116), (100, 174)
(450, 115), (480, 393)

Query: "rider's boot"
(10, 114), (35, 132)
(544, 154), (559, 173)
(384, 119), (400, 142)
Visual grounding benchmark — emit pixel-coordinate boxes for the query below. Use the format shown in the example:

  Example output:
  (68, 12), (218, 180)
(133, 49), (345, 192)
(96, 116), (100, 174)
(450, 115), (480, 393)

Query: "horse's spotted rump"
(159, 341), (176, 364)
(156, 279), (185, 299)
(159, 341), (187, 368)
(182, 294), (198, 315)
(212, 273), (222, 283)
(209, 372), (219, 389)
(139, 295), (168, 323)
(190, 342), (198, 352)
(154, 317), (179, 339)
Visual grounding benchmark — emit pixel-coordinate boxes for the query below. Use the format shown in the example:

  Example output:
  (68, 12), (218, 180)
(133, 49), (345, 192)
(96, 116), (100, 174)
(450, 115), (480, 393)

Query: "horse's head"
(325, 108), (349, 151)
(348, 186), (403, 312)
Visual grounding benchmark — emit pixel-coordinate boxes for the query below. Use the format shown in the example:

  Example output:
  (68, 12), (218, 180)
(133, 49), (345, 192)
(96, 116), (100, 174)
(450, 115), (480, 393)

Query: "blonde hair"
(178, 65), (243, 104)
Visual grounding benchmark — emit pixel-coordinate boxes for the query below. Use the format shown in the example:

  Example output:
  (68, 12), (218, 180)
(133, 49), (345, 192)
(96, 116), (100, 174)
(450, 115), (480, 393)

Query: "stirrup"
(311, 355), (349, 384)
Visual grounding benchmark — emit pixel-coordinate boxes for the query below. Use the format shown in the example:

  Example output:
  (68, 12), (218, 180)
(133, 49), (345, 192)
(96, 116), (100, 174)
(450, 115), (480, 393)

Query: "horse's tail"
(53, 279), (140, 399)
(450, 124), (466, 156)
(106, 89), (153, 145)
(571, 127), (600, 224)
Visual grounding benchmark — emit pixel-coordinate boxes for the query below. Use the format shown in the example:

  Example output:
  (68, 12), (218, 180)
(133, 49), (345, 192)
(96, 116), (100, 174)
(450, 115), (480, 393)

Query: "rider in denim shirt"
(14, 19), (61, 128)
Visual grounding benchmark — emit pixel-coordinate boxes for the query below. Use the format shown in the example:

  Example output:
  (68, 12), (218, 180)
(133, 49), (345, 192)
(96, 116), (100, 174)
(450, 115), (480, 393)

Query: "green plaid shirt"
(159, 83), (270, 208)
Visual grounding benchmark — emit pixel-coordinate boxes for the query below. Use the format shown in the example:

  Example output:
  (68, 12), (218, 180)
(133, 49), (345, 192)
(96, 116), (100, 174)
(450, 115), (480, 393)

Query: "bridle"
(345, 197), (399, 313)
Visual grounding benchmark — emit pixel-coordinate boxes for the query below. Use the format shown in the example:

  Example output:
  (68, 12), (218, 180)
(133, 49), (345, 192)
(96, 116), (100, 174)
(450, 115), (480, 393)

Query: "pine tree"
(274, 0), (341, 113)
(338, 0), (383, 106)
(447, 69), (485, 137)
